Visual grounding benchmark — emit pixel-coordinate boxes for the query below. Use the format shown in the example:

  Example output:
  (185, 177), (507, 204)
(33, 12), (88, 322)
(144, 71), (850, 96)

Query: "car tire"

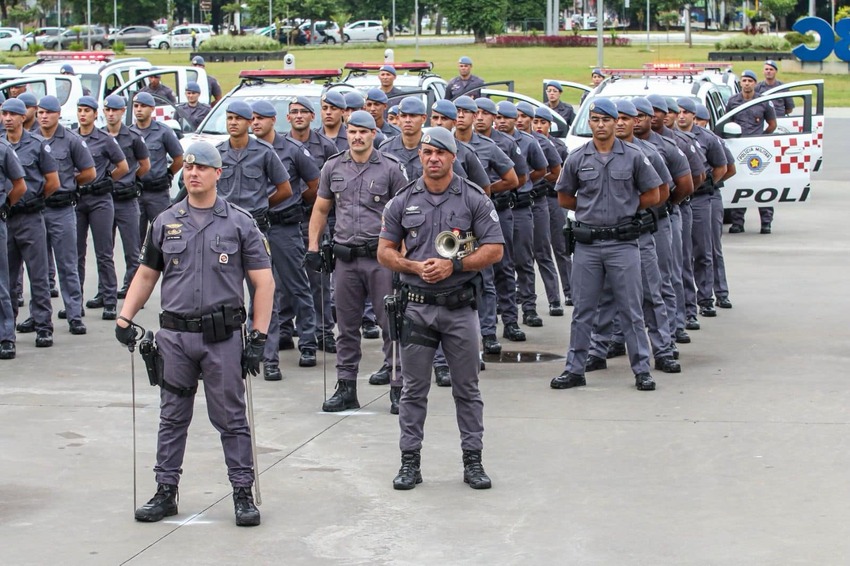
(10, 44), (20, 52)
(93, 42), (103, 50)
(159, 42), (169, 50)
(377, 33), (386, 42)
(343, 34), (350, 43)
(326, 37), (336, 45)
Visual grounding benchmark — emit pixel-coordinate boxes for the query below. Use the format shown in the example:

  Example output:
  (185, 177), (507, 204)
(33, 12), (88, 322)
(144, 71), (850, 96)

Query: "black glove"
(115, 323), (138, 347)
(304, 251), (323, 273)
(241, 331), (267, 377)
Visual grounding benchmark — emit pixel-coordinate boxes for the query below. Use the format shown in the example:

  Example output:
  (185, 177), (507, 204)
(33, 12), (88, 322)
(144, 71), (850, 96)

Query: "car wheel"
(377, 33), (386, 42)
(10, 44), (20, 52)
(93, 42), (103, 50)
(343, 34), (350, 43)
(326, 36), (336, 45)
(159, 41), (169, 50)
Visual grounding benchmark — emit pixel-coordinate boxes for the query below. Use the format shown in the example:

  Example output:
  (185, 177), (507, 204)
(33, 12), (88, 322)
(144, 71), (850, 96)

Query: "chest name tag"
(219, 253), (229, 264)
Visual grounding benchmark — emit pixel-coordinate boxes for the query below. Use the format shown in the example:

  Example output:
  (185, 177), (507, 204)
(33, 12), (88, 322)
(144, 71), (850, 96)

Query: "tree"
(441, 0), (507, 42)
(761, 0), (797, 30)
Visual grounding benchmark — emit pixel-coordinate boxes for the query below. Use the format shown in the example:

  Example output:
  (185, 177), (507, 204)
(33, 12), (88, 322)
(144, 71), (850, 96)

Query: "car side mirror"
(722, 122), (742, 139)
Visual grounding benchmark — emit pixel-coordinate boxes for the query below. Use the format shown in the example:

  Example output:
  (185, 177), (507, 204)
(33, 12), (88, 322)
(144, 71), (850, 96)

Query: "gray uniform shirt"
(691, 125), (728, 174)
(549, 101), (576, 128)
(660, 126), (705, 177)
(317, 148), (408, 246)
(381, 175), (504, 290)
(42, 125), (95, 194)
(531, 131), (563, 192)
(725, 93), (776, 136)
(488, 129), (529, 179)
(317, 124), (348, 152)
(2, 130), (59, 201)
(139, 83), (177, 105)
(216, 137), (290, 215)
(176, 102), (211, 130)
(109, 124), (150, 189)
(132, 120), (183, 180)
(140, 196), (271, 316)
(268, 133), (320, 212)
(445, 74), (486, 100)
(556, 138), (662, 227)
(465, 132), (515, 184)
(379, 121), (400, 137)
(511, 129), (548, 194)
(74, 126), (126, 182)
(756, 79), (794, 116)
(287, 129), (337, 171)
(455, 139), (490, 190)
(0, 138), (25, 208)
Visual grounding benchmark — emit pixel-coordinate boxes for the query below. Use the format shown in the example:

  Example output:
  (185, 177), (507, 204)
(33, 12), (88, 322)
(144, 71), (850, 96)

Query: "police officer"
(104, 95), (151, 306)
(757, 59), (794, 116)
(3, 97), (60, 348)
(176, 81), (211, 130)
(251, 100), (320, 373)
(191, 55), (223, 106)
(387, 105), (399, 126)
(429, 99), (490, 191)
(344, 90), (365, 119)
(286, 97), (338, 168)
(551, 98), (661, 392)
(728, 69), (778, 235)
(580, 68), (605, 104)
(18, 92), (38, 132)
(494, 101), (548, 328)
(378, 126), (503, 490)
(75, 96), (129, 317)
(317, 90), (349, 151)
(0, 135), (27, 359)
(132, 92), (184, 257)
(445, 56), (485, 100)
(377, 65), (404, 100)
(115, 141), (273, 527)
(139, 74), (177, 105)
(532, 107), (573, 308)
(60, 64), (92, 96)
(365, 88), (400, 137)
(37, 95), (96, 334)
(306, 111), (408, 413)
(543, 81), (576, 128)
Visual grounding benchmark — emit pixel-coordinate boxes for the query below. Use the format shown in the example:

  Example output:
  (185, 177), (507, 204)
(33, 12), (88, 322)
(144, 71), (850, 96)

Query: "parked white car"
(343, 20), (386, 42)
(0, 29), (28, 51)
(148, 25), (212, 49)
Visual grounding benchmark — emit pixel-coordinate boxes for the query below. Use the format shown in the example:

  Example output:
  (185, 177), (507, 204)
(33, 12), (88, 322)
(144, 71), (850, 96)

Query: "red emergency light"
(606, 68), (704, 77)
(343, 62), (433, 72)
(239, 69), (342, 81)
(643, 62), (733, 71)
(36, 50), (115, 62)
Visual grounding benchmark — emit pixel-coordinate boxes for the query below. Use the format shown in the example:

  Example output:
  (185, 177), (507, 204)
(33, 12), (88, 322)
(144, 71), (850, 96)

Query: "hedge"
(486, 35), (631, 47)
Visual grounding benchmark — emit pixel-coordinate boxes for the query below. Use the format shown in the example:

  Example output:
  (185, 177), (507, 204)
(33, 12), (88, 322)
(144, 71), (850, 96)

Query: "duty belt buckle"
(186, 320), (203, 332)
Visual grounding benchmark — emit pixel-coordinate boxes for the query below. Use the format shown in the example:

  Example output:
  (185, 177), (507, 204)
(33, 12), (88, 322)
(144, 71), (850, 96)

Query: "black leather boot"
(322, 380), (360, 412)
(462, 450), (492, 489)
(393, 450), (422, 490)
(389, 385), (401, 415)
(233, 486), (261, 526)
(135, 483), (178, 522)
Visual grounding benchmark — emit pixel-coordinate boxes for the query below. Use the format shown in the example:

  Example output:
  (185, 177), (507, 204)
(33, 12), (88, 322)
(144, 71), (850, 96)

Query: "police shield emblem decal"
(219, 253), (229, 264)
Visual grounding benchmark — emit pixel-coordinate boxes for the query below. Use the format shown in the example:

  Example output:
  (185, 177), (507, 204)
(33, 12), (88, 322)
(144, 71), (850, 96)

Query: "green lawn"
(12, 43), (850, 106)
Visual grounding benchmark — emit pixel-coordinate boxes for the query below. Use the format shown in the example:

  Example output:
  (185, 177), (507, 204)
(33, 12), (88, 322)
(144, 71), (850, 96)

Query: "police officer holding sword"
(115, 141), (273, 527)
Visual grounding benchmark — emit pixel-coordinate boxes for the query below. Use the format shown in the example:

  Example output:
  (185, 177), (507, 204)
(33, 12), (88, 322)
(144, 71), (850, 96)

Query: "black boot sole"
(322, 400), (360, 412)
(135, 506), (177, 522)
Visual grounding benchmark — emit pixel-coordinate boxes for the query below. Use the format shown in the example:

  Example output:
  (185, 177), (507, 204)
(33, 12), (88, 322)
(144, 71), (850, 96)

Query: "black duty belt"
(490, 191), (515, 212)
(529, 185), (550, 200)
(251, 209), (270, 231)
(160, 306), (246, 343)
(693, 177), (715, 196)
(402, 281), (478, 310)
(572, 219), (642, 243)
(513, 191), (534, 209)
(655, 205), (669, 220)
(141, 176), (171, 193)
(333, 240), (378, 262)
(8, 197), (45, 218)
(78, 177), (114, 197)
(268, 205), (303, 226)
(113, 182), (140, 201)
(45, 191), (77, 209)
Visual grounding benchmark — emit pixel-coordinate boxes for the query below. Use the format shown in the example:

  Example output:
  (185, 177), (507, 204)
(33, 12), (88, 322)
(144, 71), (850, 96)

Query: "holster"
(400, 315), (441, 349)
(78, 177), (114, 197)
(384, 294), (402, 341)
(113, 182), (140, 201)
(572, 224), (594, 244)
(8, 197), (45, 218)
(333, 240), (378, 262)
(141, 176), (171, 193)
(251, 209), (270, 232)
(268, 205), (303, 226)
(563, 219), (577, 254)
(0, 202), (8, 221)
(491, 191), (515, 212)
(513, 191), (534, 209)
(200, 304), (245, 343)
(320, 236), (335, 274)
(139, 331), (197, 398)
(693, 175), (715, 196)
(636, 209), (658, 234)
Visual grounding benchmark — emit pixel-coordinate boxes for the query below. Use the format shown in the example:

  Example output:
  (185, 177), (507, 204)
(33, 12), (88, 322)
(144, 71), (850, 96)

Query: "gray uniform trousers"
(113, 197), (141, 291)
(43, 205), (83, 321)
(589, 232), (674, 360)
(478, 264), (498, 336)
(512, 204), (537, 314)
(264, 222), (317, 362)
(531, 195), (560, 305)
(564, 240), (650, 376)
(493, 207), (518, 324)
(653, 216), (678, 342)
(546, 195), (572, 301)
(153, 329), (254, 487)
(399, 302), (484, 452)
(76, 193), (117, 304)
(7, 212), (53, 332)
(690, 193), (715, 306)
(729, 206), (773, 226)
(669, 206), (686, 331)
(0, 221), (15, 342)
(679, 201), (698, 319)
(710, 192), (730, 299)
(334, 256), (399, 384)
(138, 189), (172, 243)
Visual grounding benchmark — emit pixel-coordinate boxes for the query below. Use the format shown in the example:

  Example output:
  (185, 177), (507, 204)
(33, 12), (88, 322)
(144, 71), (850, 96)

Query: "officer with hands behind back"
(378, 127), (504, 491)
(115, 141), (274, 528)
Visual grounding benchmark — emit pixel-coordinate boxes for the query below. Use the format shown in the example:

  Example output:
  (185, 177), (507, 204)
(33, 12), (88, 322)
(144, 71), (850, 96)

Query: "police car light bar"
(643, 62), (734, 71)
(343, 62), (433, 72)
(606, 68), (703, 77)
(36, 50), (115, 61)
(238, 69), (342, 80)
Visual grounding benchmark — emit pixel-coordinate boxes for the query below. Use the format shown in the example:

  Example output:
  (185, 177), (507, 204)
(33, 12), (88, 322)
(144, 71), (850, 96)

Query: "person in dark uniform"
(132, 92), (184, 267)
(139, 74), (177, 105)
(75, 96), (129, 318)
(365, 89), (400, 137)
(551, 98), (661, 392)
(3, 97), (60, 348)
(317, 90), (348, 152)
(757, 60), (794, 116)
(191, 55), (223, 106)
(251, 100), (320, 373)
(306, 111), (408, 414)
(344, 91), (365, 118)
(544, 81), (576, 129)
(104, 95), (151, 307)
(60, 64), (92, 96)
(728, 69), (778, 235)
(387, 105), (399, 126)
(377, 65), (405, 100)
(18, 92), (38, 132)
(580, 68), (605, 104)
(429, 99), (490, 191)
(379, 126), (503, 490)
(176, 81), (211, 130)
(115, 141), (273, 527)
(0, 133), (27, 359)
(445, 56), (486, 100)
(36, 95), (96, 334)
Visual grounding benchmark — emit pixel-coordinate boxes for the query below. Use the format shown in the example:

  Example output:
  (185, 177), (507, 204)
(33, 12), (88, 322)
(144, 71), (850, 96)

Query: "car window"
(56, 78), (72, 105)
(0, 32), (9, 39)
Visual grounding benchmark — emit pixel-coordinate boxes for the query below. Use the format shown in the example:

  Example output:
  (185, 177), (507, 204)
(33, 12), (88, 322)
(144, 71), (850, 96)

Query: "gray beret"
(184, 141), (222, 168)
(453, 95), (478, 113)
(534, 106), (554, 122)
(348, 110), (376, 130)
(1, 98), (26, 116)
(379, 65), (396, 76)
(291, 96), (315, 114)
(516, 101), (536, 118)
(251, 100), (277, 117)
(191, 55), (205, 66)
(104, 95), (126, 110)
(321, 90), (346, 110)
(475, 97), (498, 115)
(388, 105), (399, 116)
(632, 97), (655, 116)
(134, 92), (156, 107)
(741, 69), (757, 81)
(366, 88), (388, 104)
(764, 60), (778, 70)
(60, 64), (75, 75)
(77, 96), (98, 110)
(588, 97), (618, 119)
(665, 97), (680, 113)
(591, 68), (604, 77)
(344, 91), (365, 110)
(18, 92), (37, 108)
(226, 100), (253, 120)
(496, 101), (517, 118)
(431, 99), (457, 120)
(646, 94), (668, 113)
(421, 127), (457, 155)
(185, 81), (201, 93)
(676, 97), (697, 114)
(38, 95), (61, 113)
(458, 56), (473, 65)
(399, 96), (426, 115)
(695, 103), (710, 121)
(615, 99), (638, 117)
(545, 80), (563, 92)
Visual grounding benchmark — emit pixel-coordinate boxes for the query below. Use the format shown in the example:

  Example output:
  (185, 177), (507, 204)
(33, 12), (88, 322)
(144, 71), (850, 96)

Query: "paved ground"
(1, 119), (848, 565)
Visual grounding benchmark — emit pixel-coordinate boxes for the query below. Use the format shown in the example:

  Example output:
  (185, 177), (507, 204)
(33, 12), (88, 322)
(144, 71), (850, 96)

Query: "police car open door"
(715, 90), (814, 209)
(0, 74), (83, 128)
(759, 79), (824, 173)
(111, 69), (196, 132)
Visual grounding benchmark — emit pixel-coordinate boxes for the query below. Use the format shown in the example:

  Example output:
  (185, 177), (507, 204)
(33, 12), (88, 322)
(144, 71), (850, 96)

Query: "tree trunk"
(435, 11), (442, 35)
(474, 28), (486, 43)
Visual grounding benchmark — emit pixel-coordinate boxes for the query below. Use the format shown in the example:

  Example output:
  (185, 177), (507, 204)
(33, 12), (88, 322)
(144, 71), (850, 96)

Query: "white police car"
(337, 61), (447, 110)
(558, 68), (823, 210)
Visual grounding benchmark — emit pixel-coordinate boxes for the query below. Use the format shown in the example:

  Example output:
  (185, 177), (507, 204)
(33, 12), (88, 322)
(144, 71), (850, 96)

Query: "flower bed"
(486, 35), (631, 47)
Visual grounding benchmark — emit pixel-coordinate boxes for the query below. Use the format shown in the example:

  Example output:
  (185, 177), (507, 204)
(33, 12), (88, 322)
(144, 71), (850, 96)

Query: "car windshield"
(80, 73), (101, 98)
(572, 94), (701, 137)
(199, 93), (322, 135)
